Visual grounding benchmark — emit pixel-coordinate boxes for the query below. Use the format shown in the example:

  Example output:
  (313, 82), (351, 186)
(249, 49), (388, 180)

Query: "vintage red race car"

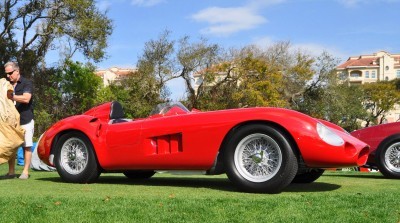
(351, 122), (400, 179)
(38, 101), (369, 193)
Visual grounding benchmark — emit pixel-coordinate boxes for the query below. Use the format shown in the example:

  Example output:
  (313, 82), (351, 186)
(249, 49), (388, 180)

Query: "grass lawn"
(0, 164), (399, 223)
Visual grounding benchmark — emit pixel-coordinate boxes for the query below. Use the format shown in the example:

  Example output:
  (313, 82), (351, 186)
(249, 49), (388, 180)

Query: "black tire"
(292, 168), (325, 183)
(123, 170), (155, 179)
(54, 132), (101, 183)
(223, 124), (298, 193)
(375, 138), (400, 179)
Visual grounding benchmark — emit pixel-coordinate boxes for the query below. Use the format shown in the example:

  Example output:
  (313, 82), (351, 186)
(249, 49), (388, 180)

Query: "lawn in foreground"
(0, 165), (399, 223)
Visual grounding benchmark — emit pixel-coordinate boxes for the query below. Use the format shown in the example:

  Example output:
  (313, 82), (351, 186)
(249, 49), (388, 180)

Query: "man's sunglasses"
(5, 70), (16, 75)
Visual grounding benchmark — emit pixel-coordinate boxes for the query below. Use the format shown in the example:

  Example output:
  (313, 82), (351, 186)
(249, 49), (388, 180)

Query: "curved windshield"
(150, 102), (190, 115)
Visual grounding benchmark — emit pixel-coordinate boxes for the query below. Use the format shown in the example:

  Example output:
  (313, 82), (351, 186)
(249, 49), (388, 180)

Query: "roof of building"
(95, 67), (137, 77)
(337, 51), (400, 69)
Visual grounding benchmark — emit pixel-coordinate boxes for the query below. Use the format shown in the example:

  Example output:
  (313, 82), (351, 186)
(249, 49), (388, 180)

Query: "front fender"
(38, 115), (107, 166)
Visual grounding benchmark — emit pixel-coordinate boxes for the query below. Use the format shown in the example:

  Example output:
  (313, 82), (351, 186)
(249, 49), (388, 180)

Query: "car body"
(38, 101), (369, 193)
(351, 122), (400, 178)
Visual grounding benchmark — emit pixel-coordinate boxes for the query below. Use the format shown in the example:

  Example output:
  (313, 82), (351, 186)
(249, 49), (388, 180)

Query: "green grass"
(0, 165), (399, 223)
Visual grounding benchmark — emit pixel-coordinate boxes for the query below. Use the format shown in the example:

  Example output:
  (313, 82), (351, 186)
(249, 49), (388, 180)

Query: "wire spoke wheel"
(55, 132), (101, 183)
(60, 137), (89, 175)
(384, 142), (400, 173)
(224, 124), (297, 193)
(234, 133), (282, 182)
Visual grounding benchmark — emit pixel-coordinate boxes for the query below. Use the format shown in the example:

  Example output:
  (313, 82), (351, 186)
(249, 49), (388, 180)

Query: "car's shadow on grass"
(36, 174), (341, 193)
(285, 182), (341, 192)
(324, 173), (389, 180)
(100, 176), (239, 192)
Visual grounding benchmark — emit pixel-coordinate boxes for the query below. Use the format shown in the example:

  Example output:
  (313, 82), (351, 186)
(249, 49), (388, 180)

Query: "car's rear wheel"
(292, 168), (325, 183)
(54, 132), (101, 183)
(123, 170), (155, 179)
(223, 124), (298, 193)
(376, 139), (400, 179)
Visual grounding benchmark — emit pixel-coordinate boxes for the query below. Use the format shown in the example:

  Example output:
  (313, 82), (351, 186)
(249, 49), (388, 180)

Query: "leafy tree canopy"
(33, 60), (102, 136)
(361, 80), (400, 126)
(0, 0), (113, 77)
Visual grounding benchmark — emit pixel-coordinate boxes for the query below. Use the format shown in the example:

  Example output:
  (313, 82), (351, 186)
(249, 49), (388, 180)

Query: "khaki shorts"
(21, 119), (34, 147)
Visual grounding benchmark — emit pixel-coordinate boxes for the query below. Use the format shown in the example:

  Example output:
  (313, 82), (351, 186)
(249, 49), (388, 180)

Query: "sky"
(92, 0), (400, 100)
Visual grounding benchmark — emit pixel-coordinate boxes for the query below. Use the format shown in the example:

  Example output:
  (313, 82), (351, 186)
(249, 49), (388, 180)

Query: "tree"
(292, 51), (339, 110)
(194, 42), (321, 110)
(281, 50), (315, 107)
(32, 66), (60, 136)
(195, 42), (322, 110)
(362, 80), (400, 126)
(293, 52), (367, 131)
(57, 60), (101, 114)
(0, 0), (113, 77)
(331, 84), (367, 131)
(228, 45), (287, 108)
(176, 36), (221, 109)
(193, 43), (293, 110)
(136, 30), (222, 109)
(193, 59), (241, 110)
(136, 30), (175, 98)
(34, 60), (102, 136)
(95, 71), (165, 119)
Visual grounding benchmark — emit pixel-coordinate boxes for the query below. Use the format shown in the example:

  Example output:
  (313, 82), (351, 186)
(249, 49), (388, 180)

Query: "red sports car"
(351, 122), (400, 179)
(38, 101), (369, 193)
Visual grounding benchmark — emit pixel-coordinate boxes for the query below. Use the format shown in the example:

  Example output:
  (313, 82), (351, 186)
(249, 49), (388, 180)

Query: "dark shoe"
(2, 173), (16, 179)
(19, 173), (29, 180)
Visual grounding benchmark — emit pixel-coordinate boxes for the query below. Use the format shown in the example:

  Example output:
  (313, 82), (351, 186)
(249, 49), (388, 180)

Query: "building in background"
(337, 51), (400, 123)
(337, 51), (400, 85)
(95, 67), (137, 86)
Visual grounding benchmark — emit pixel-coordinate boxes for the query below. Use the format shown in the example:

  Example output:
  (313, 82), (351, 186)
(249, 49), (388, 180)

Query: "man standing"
(4, 61), (34, 179)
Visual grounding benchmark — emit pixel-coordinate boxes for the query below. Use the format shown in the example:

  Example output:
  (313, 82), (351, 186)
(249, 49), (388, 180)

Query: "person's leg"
(7, 154), (16, 175)
(19, 119), (34, 179)
(21, 147), (32, 176)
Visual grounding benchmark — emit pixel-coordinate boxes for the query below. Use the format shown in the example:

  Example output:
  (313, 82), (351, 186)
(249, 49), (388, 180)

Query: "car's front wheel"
(54, 132), (101, 183)
(376, 138), (400, 179)
(223, 124), (298, 193)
